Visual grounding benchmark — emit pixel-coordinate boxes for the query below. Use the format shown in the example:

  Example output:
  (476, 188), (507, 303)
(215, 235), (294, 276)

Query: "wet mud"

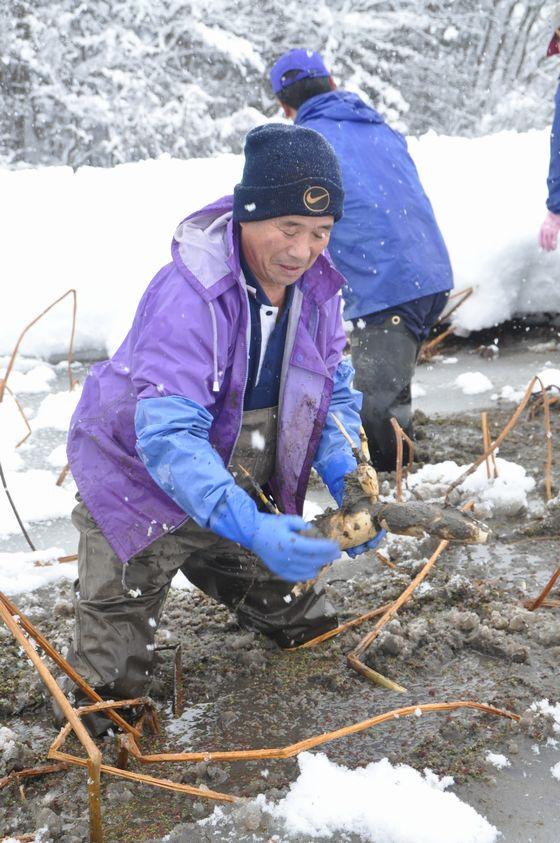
(2, 391), (560, 841)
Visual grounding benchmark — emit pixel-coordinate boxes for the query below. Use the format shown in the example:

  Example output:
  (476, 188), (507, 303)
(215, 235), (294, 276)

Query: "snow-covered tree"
(0, 0), (557, 167)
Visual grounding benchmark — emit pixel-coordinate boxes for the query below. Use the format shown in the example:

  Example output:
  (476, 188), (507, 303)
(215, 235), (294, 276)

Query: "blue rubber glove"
(209, 483), (340, 583)
(313, 359), (361, 506)
(252, 513), (340, 582)
(346, 529), (387, 559)
(320, 453), (357, 507)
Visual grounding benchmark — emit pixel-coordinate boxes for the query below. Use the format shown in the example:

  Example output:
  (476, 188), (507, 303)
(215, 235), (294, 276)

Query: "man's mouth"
(278, 263), (303, 273)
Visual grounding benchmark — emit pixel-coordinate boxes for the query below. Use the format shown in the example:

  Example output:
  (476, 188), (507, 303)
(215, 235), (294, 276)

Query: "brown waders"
(62, 407), (337, 735)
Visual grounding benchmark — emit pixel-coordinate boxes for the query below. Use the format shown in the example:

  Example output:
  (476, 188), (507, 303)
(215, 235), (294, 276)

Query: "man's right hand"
(251, 513), (340, 583)
(539, 211), (560, 251)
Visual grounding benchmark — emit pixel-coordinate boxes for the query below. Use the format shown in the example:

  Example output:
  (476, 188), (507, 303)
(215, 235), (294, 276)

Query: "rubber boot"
(181, 548), (338, 649)
(51, 675), (139, 739)
(351, 314), (420, 472)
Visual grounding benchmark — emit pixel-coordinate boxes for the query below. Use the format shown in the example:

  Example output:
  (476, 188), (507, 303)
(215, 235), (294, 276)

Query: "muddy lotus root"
(309, 466), (488, 549)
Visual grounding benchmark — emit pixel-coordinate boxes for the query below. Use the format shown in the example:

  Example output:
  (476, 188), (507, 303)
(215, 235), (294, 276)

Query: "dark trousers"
(66, 501), (336, 704)
(351, 291), (448, 471)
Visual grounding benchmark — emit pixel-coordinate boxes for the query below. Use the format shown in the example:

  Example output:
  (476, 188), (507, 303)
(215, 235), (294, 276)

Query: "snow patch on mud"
(485, 752), (511, 770)
(408, 457), (535, 517)
(204, 752), (499, 843)
(530, 699), (560, 734)
(454, 372), (493, 395)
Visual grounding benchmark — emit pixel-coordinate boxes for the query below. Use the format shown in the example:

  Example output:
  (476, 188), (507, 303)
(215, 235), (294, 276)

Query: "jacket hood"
(296, 91), (385, 126)
(172, 195), (239, 303)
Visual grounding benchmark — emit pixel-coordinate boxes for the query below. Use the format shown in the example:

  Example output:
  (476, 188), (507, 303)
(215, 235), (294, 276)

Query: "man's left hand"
(346, 528), (387, 558)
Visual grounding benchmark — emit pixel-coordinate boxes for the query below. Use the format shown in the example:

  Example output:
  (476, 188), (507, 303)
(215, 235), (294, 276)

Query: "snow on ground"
(0, 399), (27, 471)
(489, 365), (560, 404)
(411, 382), (426, 398)
(454, 371), (493, 395)
(485, 752), (511, 770)
(528, 699), (560, 786)
(0, 129), (558, 358)
(491, 384), (527, 404)
(0, 548), (77, 595)
(0, 363), (55, 394)
(0, 154), (243, 358)
(532, 367), (560, 392)
(32, 385), (82, 431)
(204, 752), (499, 843)
(409, 129), (560, 334)
(0, 469), (77, 536)
(530, 699), (560, 734)
(47, 443), (69, 468)
(408, 457), (535, 516)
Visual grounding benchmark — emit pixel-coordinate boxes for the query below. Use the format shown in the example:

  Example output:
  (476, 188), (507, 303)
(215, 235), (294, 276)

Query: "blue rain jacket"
(547, 82), (560, 214)
(295, 92), (453, 320)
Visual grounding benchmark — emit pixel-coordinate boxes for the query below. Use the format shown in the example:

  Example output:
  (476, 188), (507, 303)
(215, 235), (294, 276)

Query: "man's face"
(240, 215), (334, 291)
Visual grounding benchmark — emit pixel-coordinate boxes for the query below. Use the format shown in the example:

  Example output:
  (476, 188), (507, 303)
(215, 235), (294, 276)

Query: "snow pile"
(411, 382), (426, 398)
(408, 128), (560, 334)
(454, 372), (493, 395)
(485, 752), (510, 770)
(0, 470), (76, 536)
(0, 548), (77, 595)
(32, 385), (83, 431)
(47, 443), (69, 468)
(409, 457), (535, 516)
(532, 367), (560, 392)
(0, 129), (559, 358)
(492, 367), (560, 404)
(0, 363), (56, 395)
(0, 363), (56, 394)
(552, 762), (560, 781)
(0, 398), (28, 471)
(0, 155), (243, 358)
(492, 384), (526, 404)
(260, 753), (498, 843)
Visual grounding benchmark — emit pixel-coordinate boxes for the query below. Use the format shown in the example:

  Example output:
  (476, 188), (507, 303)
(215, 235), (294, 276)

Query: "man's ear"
(328, 75), (337, 91)
(278, 98), (297, 120)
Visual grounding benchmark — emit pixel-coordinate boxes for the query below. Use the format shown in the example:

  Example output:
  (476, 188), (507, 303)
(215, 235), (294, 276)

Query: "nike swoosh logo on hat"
(303, 187), (330, 212)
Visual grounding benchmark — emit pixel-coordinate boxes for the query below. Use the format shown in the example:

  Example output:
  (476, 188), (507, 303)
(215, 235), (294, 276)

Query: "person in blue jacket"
(269, 50), (454, 470)
(539, 25), (560, 251)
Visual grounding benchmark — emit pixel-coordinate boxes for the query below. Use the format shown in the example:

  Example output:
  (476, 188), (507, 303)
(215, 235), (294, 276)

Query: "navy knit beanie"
(233, 123), (344, 223)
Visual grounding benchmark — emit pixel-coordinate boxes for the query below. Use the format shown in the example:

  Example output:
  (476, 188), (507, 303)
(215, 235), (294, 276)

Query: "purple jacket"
(67, 197), (347, 562)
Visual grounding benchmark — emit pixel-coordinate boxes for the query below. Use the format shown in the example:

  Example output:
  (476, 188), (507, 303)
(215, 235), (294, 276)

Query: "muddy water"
(1, 335), (560, 841)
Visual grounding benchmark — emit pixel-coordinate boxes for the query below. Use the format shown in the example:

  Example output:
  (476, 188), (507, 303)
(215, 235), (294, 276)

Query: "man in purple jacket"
(63, 124), (383, 735)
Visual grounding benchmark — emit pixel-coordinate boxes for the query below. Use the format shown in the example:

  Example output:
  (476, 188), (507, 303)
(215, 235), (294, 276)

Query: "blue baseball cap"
(269, 49), (329, 95)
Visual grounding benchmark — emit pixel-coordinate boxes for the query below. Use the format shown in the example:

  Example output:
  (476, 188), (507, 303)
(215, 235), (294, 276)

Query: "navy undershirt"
(353, 290), (450, 343)
(241, 251), (294, 411)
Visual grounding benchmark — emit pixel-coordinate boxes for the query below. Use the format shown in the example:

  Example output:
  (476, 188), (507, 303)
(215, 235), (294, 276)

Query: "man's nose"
(286, 234), (313, 262)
